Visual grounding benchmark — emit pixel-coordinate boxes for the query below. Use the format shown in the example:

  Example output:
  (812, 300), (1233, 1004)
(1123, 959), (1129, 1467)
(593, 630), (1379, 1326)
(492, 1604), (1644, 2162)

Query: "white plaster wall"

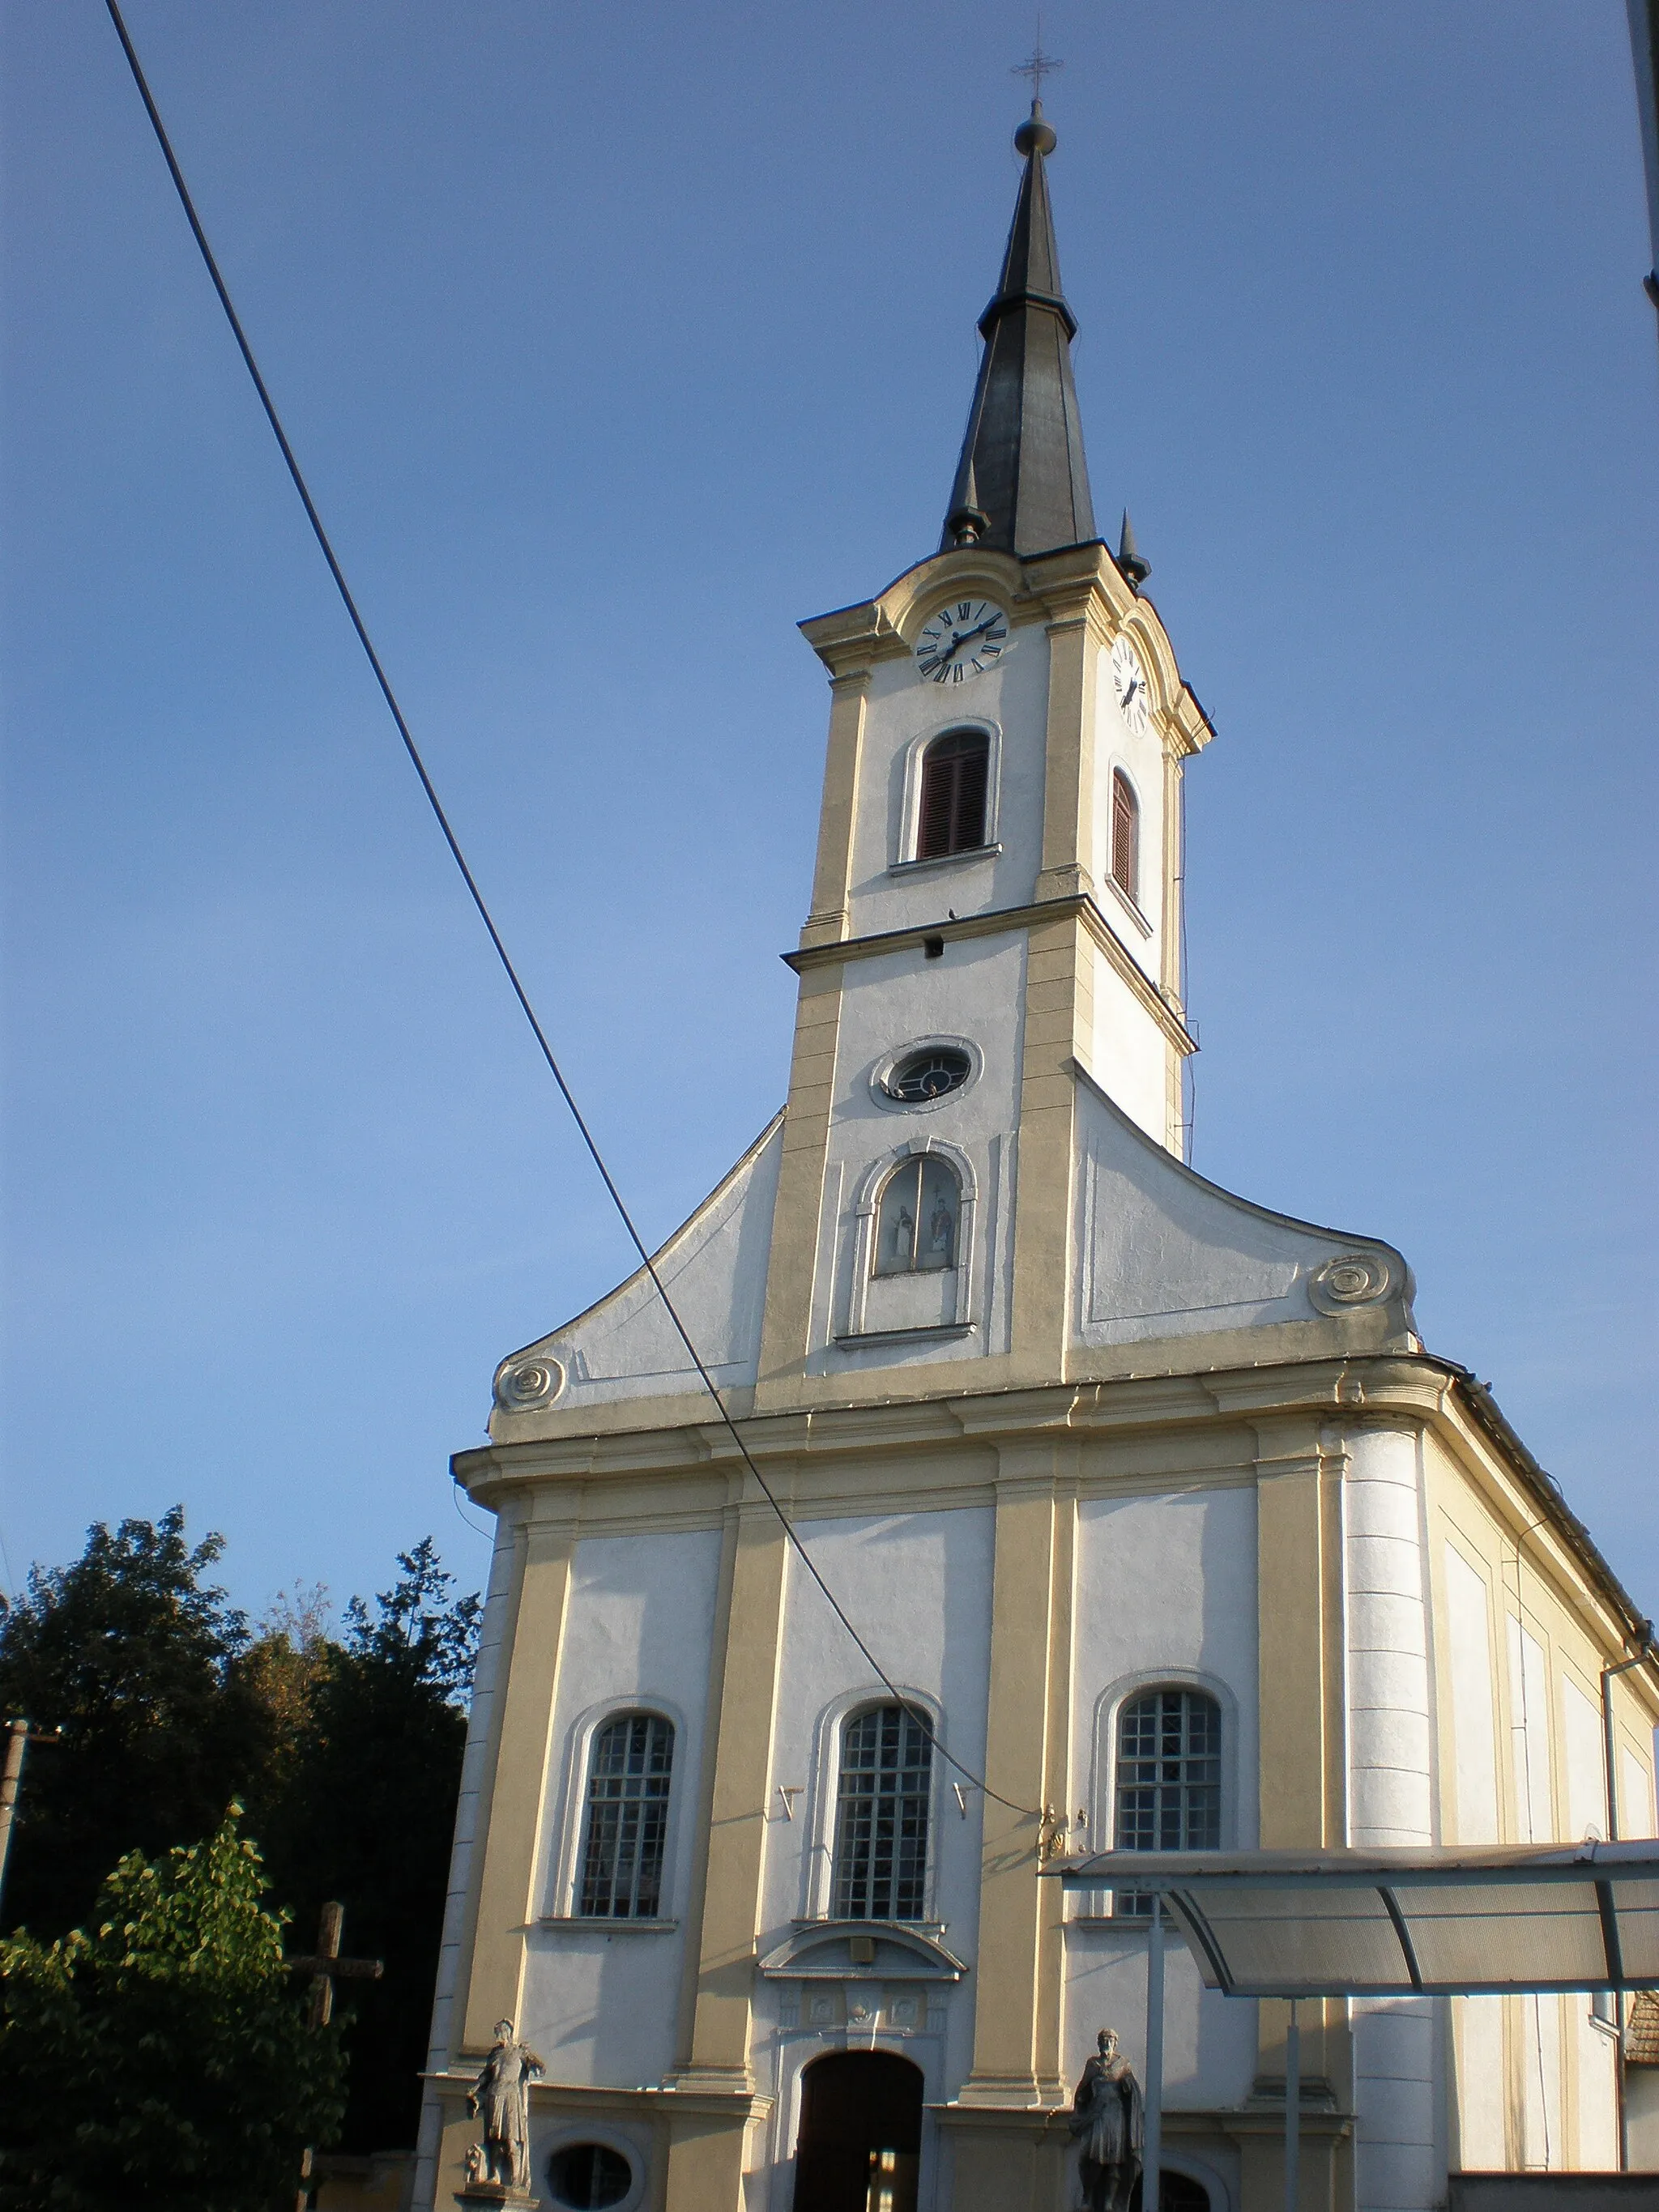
(1065, 1484), (1261, 2109)
(1071, 1082), (1405, 1355)
(412, 1517), (519, 2212)
(1083, 940), (1168, 1144)
(1090, 639), (1166, 985)
(1507, 1618), (1553, 1844)
(522, 1117), (783, 1413)
(1343, 1426), (1439, 2212)
(842, 624), (1050, 940)
(1452, 1997), (1506, 2169)
(1442, 1545), (1500, 1845)
(752, 1504), (995, 2210)
(518, 1528), (723, 2089)
(1563, 1677), (1606, 1843)
(810, 934), (1025, 1375)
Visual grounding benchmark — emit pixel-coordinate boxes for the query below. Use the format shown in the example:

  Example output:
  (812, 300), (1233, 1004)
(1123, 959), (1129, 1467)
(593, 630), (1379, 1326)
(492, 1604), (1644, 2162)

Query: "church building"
(413, 103), (1659, 2212)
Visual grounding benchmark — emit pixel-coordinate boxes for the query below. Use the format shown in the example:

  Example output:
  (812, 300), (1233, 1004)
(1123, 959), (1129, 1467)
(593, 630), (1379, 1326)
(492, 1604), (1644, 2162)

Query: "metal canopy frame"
(1042, 1841), (1659, 2212)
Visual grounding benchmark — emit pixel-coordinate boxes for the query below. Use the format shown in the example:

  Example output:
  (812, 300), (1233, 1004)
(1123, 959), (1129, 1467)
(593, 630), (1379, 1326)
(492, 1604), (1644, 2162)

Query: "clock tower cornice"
(798, 539), (1213, 761)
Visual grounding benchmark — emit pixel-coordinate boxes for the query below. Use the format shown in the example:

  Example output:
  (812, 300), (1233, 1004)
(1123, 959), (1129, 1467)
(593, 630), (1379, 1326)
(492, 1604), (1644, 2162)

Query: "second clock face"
(915, 600), (1009, 685)
(1111, 635), (1151, 735)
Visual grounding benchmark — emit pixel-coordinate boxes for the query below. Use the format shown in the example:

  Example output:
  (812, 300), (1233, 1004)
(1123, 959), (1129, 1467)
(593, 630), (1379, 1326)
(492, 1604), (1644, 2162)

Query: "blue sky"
(2, 2), (1655, 1625)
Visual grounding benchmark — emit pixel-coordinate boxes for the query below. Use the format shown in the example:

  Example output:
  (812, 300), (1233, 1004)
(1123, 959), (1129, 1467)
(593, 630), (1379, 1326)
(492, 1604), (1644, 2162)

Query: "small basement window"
(548, 2142), (633, 2210)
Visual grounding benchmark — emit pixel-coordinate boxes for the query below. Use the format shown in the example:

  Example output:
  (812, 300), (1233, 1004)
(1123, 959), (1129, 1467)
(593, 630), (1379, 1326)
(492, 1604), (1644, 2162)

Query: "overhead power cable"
(102, 0), (1042, 1822)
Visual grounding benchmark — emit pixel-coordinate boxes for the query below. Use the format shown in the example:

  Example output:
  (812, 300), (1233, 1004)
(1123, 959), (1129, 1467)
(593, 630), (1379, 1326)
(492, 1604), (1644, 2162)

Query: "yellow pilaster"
(1009, 914), (1086, 1377)
(1033, 607), (1101, 904)
(753, 965), (843, 1408)
(458, 1516), (574, 2054)
(800, 670), (870, 949)
(953, 1450), (1074, 2187)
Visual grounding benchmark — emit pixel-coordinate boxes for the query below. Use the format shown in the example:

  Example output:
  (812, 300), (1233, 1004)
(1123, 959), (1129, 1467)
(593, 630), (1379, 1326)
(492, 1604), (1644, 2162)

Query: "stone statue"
(1068, 2027), (1144, 2212)
(466, 2018), (546, 2193)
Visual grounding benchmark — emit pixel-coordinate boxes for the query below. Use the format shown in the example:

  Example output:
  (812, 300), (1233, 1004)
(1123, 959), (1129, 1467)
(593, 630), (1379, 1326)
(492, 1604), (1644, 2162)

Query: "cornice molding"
(782, 894), (1197, 1056)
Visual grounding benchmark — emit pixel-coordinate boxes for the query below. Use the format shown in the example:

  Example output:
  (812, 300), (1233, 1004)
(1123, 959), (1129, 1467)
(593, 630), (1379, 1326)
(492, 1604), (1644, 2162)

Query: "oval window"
(548, 2142), (633, 2210)
(885, 1046), (971, 1104)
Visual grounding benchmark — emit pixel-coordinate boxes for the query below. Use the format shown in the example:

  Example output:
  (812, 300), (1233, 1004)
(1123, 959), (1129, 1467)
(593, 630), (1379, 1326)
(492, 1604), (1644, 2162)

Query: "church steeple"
(941, 102), (1096, 558)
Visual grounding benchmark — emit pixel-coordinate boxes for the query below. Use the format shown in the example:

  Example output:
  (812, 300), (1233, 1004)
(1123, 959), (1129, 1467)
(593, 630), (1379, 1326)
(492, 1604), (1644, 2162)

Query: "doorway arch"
(1129, 2172), (1211, 2212)
(791, 2051), (924, 2212)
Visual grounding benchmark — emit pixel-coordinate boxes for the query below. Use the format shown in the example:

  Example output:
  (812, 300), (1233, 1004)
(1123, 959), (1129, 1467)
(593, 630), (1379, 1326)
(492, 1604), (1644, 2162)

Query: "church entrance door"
(791, 2051), (924, 2212)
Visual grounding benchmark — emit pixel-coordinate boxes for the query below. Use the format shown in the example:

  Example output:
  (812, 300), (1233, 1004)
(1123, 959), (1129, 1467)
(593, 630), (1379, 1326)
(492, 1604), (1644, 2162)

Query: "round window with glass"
(874, 1155), (960, 1276)
(548, 2142), (632, 2210)
(883, 1046), (971, 1104)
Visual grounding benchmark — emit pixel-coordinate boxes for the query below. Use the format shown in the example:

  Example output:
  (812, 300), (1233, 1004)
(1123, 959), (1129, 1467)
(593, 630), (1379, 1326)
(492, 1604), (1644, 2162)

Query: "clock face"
(915, 599), (1009, 685)
(1111, 635), (1151, 735)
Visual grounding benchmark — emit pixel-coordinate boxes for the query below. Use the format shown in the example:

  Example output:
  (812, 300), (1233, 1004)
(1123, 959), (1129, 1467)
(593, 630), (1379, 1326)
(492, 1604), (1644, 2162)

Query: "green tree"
(254, 1541), (480, 2154)
(0, 1807), (346, 2212)
(0, 1510), (275, 1938)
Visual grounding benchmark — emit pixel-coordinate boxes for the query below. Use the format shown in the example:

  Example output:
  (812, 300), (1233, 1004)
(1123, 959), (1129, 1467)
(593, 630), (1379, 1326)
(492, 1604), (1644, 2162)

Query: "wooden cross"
(284, 1899), (383, 2027)
(287, 1904), (384, 2210)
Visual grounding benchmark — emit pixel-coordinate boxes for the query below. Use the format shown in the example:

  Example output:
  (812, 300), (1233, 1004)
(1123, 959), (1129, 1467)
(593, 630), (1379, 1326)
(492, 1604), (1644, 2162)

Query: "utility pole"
(0, 1718), (63, 1919)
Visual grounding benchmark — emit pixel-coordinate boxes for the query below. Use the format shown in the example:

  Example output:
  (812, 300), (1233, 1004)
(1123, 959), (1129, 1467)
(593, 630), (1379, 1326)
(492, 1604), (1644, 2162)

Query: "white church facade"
(413, 104), (1659, 2212)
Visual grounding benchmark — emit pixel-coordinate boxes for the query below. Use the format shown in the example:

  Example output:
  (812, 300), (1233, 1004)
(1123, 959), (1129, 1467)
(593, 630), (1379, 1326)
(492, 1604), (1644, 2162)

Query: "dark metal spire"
(941, 101), (1096, 559)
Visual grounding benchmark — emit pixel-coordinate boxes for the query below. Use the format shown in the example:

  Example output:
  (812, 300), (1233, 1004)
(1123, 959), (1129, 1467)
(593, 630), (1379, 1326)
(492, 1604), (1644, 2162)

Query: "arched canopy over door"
(792, 2052), (923, 2212)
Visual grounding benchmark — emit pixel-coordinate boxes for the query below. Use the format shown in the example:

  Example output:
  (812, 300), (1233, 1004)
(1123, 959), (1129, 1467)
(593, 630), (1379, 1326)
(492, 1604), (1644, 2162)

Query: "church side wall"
(1422, 1429), (1659, 2176)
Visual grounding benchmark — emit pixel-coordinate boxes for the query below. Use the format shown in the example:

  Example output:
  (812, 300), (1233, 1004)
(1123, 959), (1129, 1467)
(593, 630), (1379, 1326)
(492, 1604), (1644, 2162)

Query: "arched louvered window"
(1111, 769), (1139, 904)
(872, 1154), (959, 1277)
(833, 1703), (932, 1920)
(1113, 1687), (1221, 1916)
(578, 1711), (674, 1919)
(918, 730), (990, 859)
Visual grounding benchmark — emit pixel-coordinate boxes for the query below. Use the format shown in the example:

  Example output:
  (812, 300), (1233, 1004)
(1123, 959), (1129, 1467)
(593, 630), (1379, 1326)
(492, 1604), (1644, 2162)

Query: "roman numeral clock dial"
(914, 599), (1009, 684)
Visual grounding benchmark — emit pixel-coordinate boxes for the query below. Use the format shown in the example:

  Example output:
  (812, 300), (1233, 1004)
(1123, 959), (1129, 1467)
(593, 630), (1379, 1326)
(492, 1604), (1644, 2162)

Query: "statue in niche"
(465, 2018), (545, 2193)
(1068, 2027), (1144, 2212)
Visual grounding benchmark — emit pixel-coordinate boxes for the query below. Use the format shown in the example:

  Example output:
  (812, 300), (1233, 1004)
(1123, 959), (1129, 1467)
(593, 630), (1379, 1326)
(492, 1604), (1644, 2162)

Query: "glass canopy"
(1045, 1840), (1659, 1999)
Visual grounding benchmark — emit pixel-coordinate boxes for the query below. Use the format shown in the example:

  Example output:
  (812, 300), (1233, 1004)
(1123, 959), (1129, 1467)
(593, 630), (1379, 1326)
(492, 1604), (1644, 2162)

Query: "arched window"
(1114, 1688), (1221, 1916)
(578, 1711), (674, 1919)
(1111, 769), (1139, 904)
(872, 1154), (959, 1277)
(832, 1703), (932, 1920)
(918, 730), (990, 859)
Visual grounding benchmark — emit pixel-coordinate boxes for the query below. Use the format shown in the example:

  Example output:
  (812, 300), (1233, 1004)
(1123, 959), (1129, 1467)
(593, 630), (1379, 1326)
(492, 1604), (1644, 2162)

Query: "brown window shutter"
(918, 731), (991, 859)
(1111, 770), (1137, 898)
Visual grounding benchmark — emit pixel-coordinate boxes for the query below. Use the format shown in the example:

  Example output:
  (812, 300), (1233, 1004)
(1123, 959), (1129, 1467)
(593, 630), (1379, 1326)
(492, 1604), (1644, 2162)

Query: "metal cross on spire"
(1013, 19), (1064, 108)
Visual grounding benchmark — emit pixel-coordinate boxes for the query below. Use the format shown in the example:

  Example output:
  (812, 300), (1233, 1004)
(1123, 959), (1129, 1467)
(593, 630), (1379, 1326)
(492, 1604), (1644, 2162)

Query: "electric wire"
(102, 0), (1041, 1823)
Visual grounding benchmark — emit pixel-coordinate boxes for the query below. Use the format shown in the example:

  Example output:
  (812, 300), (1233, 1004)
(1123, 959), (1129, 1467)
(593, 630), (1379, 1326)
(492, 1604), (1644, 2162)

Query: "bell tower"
(753, 101), (1213, 1409)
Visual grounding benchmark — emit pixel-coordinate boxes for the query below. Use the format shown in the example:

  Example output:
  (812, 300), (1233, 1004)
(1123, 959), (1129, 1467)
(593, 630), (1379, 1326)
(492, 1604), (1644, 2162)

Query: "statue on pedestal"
(1068, 2027), (1144, 2212)
(462, 2018), (545, 2199)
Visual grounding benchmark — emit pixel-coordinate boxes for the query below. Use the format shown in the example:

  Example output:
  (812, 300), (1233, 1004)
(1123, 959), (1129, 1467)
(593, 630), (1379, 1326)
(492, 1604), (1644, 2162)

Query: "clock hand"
(959, 615), (1004, 646)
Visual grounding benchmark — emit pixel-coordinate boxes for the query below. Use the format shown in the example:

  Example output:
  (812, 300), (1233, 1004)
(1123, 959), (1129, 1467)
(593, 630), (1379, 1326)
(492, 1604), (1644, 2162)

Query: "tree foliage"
(252, 1541), (481, 2153)
(0, 1515), (480, 2159)
(0, 1809), (346, 2212)
(0, 1509), (274, 1938)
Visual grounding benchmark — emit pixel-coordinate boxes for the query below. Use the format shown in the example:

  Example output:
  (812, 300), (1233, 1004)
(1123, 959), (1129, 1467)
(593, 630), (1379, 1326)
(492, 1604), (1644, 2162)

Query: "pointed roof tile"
(941, 103), (1096, 559)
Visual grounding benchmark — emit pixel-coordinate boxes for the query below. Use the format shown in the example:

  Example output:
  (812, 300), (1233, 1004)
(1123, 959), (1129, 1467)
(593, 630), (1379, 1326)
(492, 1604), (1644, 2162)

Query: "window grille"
(918, 731), (990, 859)
(833, 1703), (932, 1920)
(1111, 769), (1139, 903)
(872, 1156), (959, 1276)
(578, 1712), (674, 1919)
(1113, 1688), (1221, 1916)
